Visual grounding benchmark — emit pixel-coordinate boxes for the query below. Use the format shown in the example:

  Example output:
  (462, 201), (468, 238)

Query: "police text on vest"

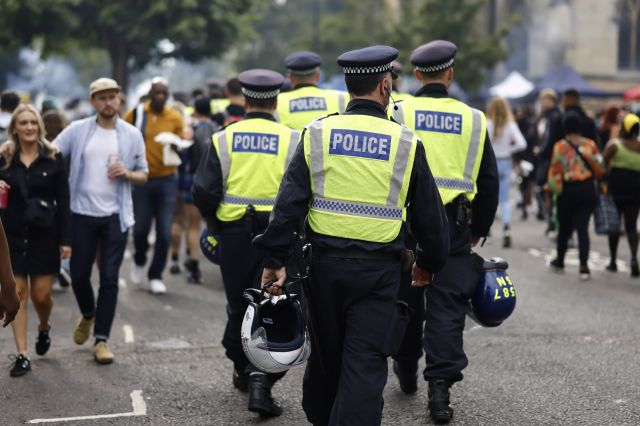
(232, 132), (279, 155)
(290, 97), (327, 113)
(415, 111), (462, 134)
(329, 129), (391, 161)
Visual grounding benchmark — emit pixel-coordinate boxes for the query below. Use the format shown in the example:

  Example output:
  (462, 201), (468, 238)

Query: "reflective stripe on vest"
(213, 119), (301, 222)
(394, 99), (485, 204)
(222, 195), (275, 206)
(305, 115), (417, 243)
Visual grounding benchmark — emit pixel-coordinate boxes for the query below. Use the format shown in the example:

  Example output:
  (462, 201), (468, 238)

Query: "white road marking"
(118, 278), (127, 288)
(123, 325), (134, 343)
(164, 305), (173, 311)
(463, 324), (482, 334)
(530, 248), (630, 272)
(28, 390), (146, 423)
(528, 248), (542, 257)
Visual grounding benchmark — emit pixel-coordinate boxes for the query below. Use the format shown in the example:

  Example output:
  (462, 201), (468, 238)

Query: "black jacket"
(543, 105), (599, 163)
(252, 99), (450, 272)
(412, 84), (499, 241)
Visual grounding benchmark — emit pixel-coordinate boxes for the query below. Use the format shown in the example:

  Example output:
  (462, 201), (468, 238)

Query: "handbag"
(17, 169), (56, 229)
(567, 140), (619, 235)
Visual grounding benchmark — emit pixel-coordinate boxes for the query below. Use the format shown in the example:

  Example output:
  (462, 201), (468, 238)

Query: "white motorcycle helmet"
(241, 288), (311, 374)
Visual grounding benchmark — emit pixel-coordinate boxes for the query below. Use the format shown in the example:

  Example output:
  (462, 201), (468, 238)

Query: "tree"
(0, 0), (253, 90)
(397, 0), (509, 91)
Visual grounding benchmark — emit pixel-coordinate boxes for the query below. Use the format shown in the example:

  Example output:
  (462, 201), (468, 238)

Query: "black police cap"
(238, 69), (284, 99)
(284, 51), (322, 74)
(410, 40), (457, 73)
(337, 45), (399, 76)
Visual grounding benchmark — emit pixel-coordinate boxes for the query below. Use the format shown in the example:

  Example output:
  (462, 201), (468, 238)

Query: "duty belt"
(314, 247), (400, 261)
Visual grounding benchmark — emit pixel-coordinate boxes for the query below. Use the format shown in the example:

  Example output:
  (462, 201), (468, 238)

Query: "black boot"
(428, 379), (453, 424)
(232, 368), (249, 393)
(248, 373), (282, 417)
(393, 360), (418, 394)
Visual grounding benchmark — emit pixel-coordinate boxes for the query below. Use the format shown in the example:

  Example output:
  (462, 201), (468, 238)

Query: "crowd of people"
(0, 39), (638, 425)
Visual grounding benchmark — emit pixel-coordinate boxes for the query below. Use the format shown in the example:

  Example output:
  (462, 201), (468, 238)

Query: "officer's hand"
(261, 267), (286, 295)
(470, 236), (481, 247)
(411, 263), (434, 287)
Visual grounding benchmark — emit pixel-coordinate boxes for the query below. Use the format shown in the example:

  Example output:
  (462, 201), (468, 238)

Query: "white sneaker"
(149, 279), (167, 295)
(130, 265), (145, 285)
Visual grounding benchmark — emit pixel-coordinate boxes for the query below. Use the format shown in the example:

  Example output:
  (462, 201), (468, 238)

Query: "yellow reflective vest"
(393, 96), (486, 205)
(213, 118), (301, 222)
(304, 114), (418, 243)
(277, 86), (349, 131)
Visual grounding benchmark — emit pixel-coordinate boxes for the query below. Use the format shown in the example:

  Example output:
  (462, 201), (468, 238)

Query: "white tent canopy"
(488, 71), (534, 99)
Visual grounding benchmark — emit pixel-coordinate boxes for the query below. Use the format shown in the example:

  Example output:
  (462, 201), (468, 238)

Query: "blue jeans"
(132, 175), (178, 280)
(70, 214), (128, 340)
(497, 158), (513, 228)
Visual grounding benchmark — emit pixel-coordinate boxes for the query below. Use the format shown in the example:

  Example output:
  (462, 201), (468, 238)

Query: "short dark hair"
(225, 78), (243, 97)
(563, 88), (580, 101)
(563, 111), (582, 135)
(1, 90), (20, 112)
(245, 97), (277, 110)
(345, 73), (386, 96)
(194, 97), (211, 116)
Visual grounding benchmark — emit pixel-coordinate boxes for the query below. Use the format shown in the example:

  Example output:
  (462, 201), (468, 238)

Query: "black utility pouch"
(381, 301), (411, 356)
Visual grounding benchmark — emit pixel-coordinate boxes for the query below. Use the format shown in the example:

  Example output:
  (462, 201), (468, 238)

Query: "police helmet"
(241, 287), (311, 374)
(468, 256), (516, 327)
(200, 229), (221, 265)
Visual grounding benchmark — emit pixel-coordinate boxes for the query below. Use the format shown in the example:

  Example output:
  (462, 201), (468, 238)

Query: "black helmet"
(241, 288), (311, 373)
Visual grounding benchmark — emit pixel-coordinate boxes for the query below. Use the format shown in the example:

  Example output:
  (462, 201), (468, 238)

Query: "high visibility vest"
(213, 118), (301, 222)
(393, 97), (486, 205)
(210, 98), (230, 114)
(304, 114), (418, 243)
(391, 91), (414, 103)
(277, 86), (349, 131)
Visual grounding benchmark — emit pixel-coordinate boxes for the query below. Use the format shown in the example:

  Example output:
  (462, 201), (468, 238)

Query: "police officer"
(392, 40), (499, 424)
(276, 51), (349, 130)
(254, 45), (450, 425)
(192, 69), (301, 418)
(390, 60), (414, 103)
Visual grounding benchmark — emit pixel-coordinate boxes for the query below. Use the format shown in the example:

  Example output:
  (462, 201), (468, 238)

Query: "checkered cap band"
(311, 198), (402, 220)
(416, 58), (455, 73)
(342, 62), (393, 75)
(223, 195), (275, 206)
(241, 88), (279, 99)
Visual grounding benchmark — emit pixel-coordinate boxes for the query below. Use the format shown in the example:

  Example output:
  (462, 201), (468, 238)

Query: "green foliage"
(397, 0), (509, 91)
(0, 0), (253, 89)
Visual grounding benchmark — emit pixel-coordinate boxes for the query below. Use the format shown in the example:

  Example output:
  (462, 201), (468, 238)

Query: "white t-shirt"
(79, 126), (119, 215)
(486, 120), (528, 159)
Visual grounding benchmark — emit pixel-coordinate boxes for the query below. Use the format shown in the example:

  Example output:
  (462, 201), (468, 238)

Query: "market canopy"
(623, 84), (640, 101)
(534, 65), (620, 98)
(488, 71), (534, 99)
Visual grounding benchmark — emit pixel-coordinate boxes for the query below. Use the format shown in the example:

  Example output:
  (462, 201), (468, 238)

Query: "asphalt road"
(1, 216), (639, 425)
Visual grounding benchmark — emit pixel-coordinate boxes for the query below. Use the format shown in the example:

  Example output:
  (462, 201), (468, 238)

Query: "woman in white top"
(486, 97), (527, 248)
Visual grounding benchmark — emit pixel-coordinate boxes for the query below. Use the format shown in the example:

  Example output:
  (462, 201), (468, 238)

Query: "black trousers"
(393, 264), (425, 364)
(218, 224), (283, 381)
(423, 251), (482, 383)
(556, 180), (596, 266)
(301, 256), (401, 426)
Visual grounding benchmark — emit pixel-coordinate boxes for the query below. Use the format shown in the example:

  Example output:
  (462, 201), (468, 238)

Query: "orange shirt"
(547, 138), (605, 194)
(125, 102), (184, 178)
